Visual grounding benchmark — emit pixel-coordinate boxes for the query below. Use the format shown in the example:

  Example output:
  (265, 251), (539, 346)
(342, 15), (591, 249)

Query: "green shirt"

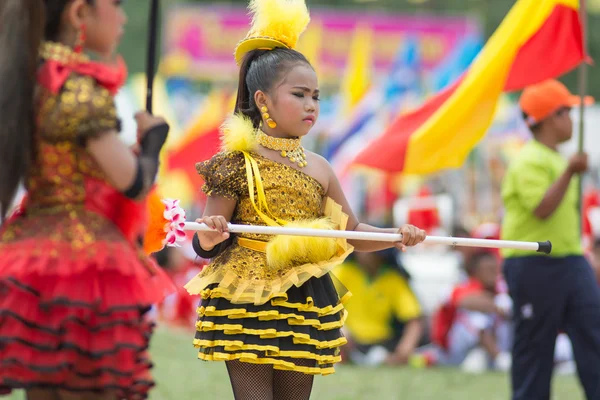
(500, 140), (581, 258)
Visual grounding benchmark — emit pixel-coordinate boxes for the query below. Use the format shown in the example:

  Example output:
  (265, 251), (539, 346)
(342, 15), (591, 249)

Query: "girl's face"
(257, 63), (320, 138)
(71, 0), (127, 57)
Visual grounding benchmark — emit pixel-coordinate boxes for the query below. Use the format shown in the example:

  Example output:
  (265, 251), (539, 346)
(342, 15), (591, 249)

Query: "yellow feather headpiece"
(234, 0), (311, 66)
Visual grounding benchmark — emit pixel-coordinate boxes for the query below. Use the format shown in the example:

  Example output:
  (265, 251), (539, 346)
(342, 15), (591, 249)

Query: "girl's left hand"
(395, 224), (426, 251)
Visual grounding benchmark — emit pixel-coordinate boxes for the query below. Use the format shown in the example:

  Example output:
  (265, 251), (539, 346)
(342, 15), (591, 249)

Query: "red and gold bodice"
(0, 42), (143, 253)
(28, 72), (119, 213)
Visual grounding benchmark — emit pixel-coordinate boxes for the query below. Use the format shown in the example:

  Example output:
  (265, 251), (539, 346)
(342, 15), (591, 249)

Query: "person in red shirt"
(588, 238), (600, 285)
(423, 251), (512, 371)
(582, 190), (600, 249)
(472, 223), (502, 262)
(154, 242), (205, 327)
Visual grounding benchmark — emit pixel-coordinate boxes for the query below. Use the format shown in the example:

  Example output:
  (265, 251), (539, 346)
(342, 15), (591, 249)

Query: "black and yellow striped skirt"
(194, 274), (350, 375)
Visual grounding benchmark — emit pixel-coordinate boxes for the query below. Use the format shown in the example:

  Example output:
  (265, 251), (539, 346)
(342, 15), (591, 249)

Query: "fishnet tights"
(273, 359), (315, 400)
(226, 359), (316, 400)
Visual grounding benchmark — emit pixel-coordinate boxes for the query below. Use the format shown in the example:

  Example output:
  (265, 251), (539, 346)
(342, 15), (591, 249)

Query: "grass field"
(5, 326), (584, 400)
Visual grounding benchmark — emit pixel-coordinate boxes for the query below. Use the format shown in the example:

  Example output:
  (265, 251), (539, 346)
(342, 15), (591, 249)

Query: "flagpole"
(146, 0), (159, 113)
(180, 222), (553, 254)
(577, 0), (588, 235)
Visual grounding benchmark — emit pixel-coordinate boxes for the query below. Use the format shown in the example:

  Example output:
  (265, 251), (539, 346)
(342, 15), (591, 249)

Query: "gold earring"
(261, 106), (277, 129)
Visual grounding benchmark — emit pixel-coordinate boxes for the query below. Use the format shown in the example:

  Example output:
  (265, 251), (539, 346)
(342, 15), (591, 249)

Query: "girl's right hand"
(134, 111), (167, 142)
(196, 215), (230, 250)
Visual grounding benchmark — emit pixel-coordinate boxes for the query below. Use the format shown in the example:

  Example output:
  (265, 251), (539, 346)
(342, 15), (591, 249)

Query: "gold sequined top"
(185, 151), (353, 305)
(29, 74), (119, 210)
(0, 64), (130, 260)
(198, 151), (325, 233)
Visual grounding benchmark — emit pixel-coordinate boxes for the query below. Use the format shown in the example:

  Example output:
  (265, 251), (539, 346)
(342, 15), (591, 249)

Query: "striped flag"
(352, 0), (586, 175)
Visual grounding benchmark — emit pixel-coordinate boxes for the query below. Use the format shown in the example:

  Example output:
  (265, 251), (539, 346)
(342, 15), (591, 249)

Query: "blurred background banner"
(116, 3), (492, 215)
(161, 5), (481, 81)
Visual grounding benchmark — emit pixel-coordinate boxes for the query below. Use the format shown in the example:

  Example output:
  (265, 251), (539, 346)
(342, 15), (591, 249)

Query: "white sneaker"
(494, 351), (512, 372)
(461, 348), (488, 374)
(364, 346), (389, 367)
(349, 350), (366, 365)
(349, 346), (389, 367)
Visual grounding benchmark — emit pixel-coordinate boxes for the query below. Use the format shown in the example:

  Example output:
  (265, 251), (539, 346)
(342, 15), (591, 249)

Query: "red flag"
(353, 0), (585, 175)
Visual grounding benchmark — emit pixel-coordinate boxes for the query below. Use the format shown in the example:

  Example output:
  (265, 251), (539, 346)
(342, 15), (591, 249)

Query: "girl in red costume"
(0, 1), (173, 399)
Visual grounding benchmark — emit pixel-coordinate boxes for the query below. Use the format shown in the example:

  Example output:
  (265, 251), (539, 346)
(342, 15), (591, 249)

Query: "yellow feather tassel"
(265, 218), (338, 270)
(220, 113), (258, 153)
(247, 0), (310, 50)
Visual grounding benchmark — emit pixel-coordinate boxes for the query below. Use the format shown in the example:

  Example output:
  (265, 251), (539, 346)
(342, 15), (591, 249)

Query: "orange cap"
(519, 80), (594, 127)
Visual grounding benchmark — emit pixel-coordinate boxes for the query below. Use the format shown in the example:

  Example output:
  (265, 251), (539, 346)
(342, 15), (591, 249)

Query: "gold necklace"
(256, 131), (307, 168)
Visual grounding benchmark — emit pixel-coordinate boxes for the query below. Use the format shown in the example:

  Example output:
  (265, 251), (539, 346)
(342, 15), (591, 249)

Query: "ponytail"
(0, 0), (45, 221)
(234, 49), (270, 129)
(233, 47), (313, 130)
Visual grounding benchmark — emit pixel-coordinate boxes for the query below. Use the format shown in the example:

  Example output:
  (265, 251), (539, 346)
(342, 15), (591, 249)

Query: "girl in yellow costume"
(185, 0), (426, 398)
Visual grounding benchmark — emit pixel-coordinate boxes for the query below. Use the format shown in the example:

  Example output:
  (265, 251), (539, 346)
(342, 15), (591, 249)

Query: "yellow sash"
(241, 151), (288, 227)
(238, 237), (268, 253)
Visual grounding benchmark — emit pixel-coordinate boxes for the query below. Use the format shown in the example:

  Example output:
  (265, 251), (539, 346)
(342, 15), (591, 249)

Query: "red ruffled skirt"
(0, 186), (174, 398)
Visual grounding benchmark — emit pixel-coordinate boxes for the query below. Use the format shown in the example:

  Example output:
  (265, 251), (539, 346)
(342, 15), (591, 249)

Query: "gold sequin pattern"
(37, 74), (119, 143)
(0, 206), (155, 271)
(25, 74), (117, 210)
(1, 73), (122, 250)
(256, 131), (301, 152)
(196, 151), (326, 280)
(2, 208), (116, 253)
(256, 131), (307, 168)
(196, 151), (248, 200)
(39, 41), (90, 65)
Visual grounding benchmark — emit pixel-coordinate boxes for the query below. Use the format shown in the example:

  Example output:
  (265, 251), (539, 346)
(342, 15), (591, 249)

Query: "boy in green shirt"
(501, 79), (599, 400)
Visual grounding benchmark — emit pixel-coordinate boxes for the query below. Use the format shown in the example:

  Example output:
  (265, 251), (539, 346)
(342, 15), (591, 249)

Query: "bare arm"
(351, 224), (408, 252)
(533, 168), (575, 220)
(530, 153), (587, 220)
(87, 130), (137, 191)
(387, 318), (424, 365)
(319, 156), (425, 251)
(195, 195), (237, 252)
(86, 112), (168, 199)
(458, 293), (497, 314)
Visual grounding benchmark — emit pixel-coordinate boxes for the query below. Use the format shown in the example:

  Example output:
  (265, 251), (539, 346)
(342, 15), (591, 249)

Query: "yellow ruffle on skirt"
(194, 274), (351, 375)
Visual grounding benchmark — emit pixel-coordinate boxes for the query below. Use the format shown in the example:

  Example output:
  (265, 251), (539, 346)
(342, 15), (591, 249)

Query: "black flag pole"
(146, 0), (159, 114)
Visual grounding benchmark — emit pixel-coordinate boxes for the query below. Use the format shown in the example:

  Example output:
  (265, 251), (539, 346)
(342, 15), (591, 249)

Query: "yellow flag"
(404, 0), (580, 174)
(296, 22), (323, 78)
(340, 25), (372, 116)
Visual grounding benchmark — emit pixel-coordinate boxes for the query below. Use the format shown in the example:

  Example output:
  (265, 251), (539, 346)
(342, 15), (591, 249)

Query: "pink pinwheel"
(161, 199), (187, 248)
